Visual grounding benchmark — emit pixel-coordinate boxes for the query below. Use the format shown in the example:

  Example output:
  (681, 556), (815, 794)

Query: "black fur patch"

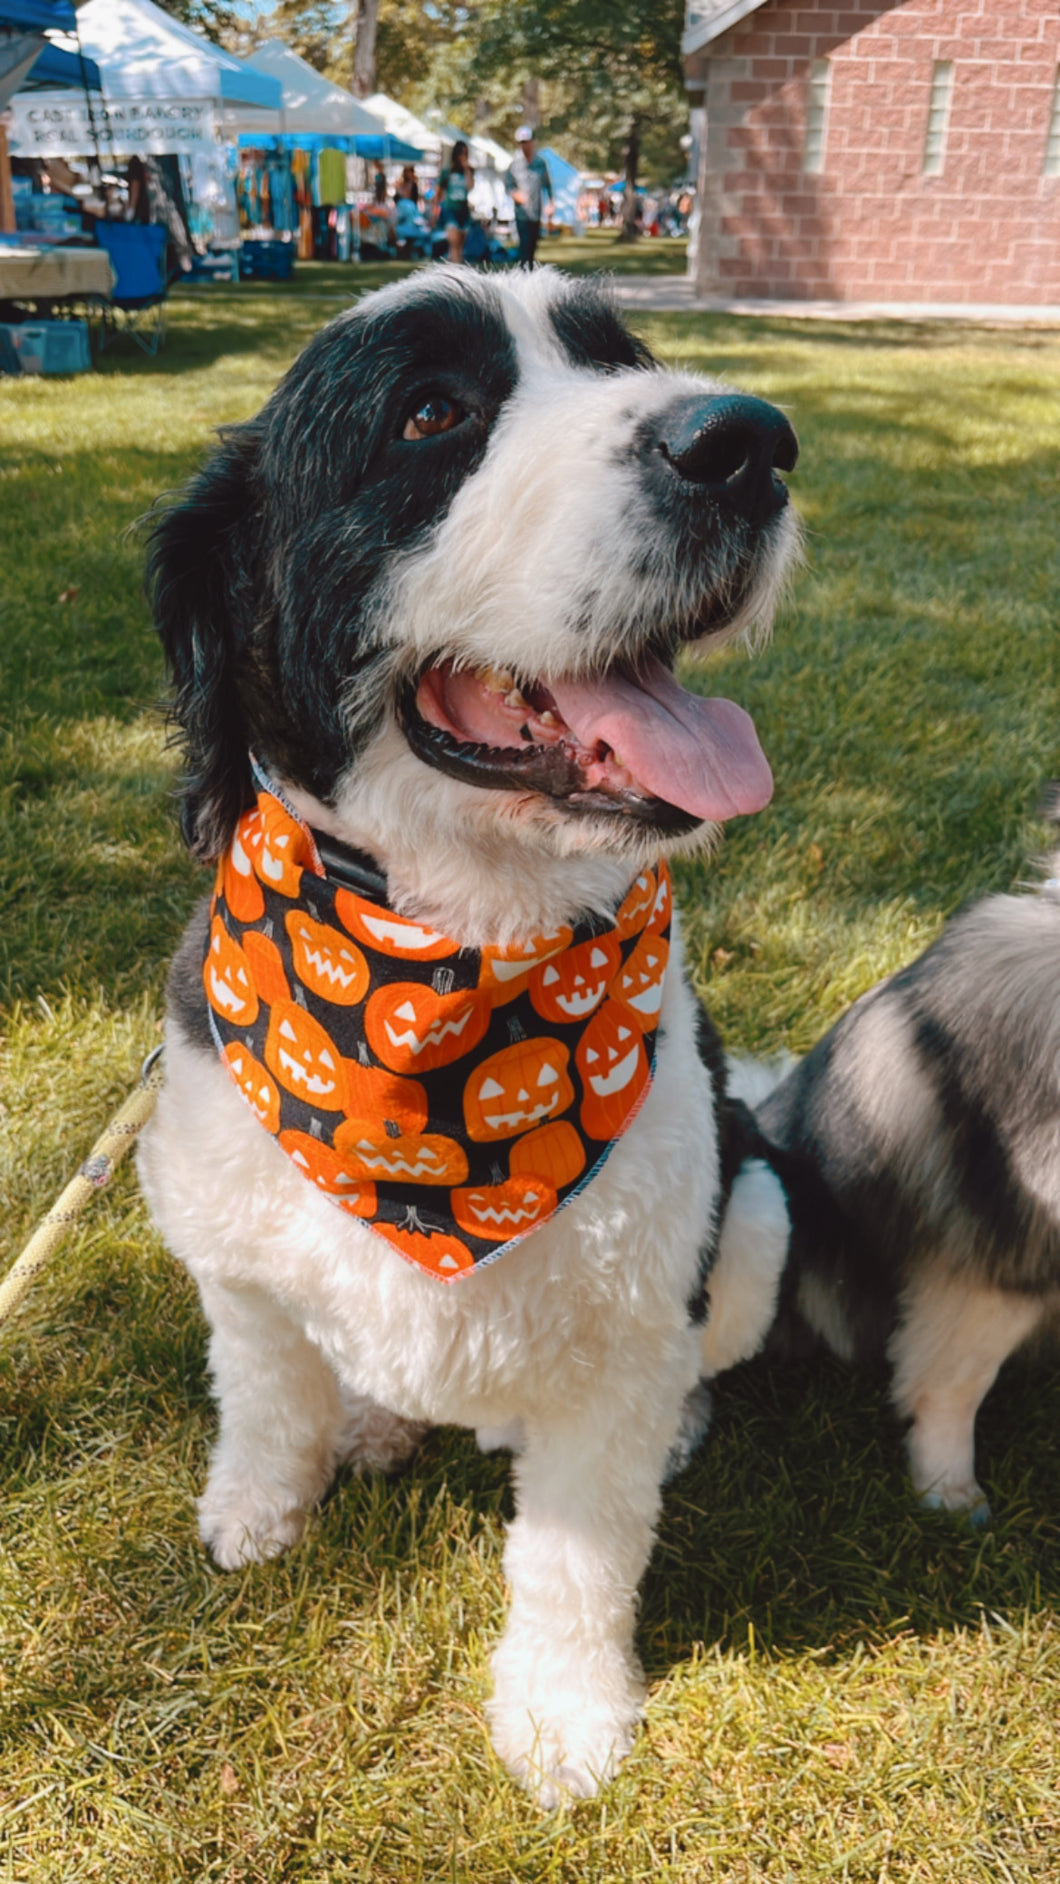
(686, 996), (741, 1324)
(166, 897), (214, 1053)
(146, 278), (518, 859)
(548, 281), (654, 374)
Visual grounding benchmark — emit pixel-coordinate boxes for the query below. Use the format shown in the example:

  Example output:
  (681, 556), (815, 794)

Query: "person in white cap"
(504, 126), (553, 267)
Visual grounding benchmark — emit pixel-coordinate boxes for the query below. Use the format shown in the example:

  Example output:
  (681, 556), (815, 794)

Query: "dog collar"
(204, 764), (672, 1282)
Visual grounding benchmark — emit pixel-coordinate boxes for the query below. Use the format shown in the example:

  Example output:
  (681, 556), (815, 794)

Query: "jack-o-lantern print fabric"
(205, 771), (671, 1282)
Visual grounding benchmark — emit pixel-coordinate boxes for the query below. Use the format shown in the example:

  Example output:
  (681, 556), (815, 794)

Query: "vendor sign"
(8, 93), (216, 156)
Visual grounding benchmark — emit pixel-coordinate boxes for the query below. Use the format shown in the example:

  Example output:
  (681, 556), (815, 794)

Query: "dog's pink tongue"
(550, 657), (773, 821)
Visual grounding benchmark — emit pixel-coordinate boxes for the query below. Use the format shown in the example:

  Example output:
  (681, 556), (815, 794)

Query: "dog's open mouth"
(398, 656), (773, 830)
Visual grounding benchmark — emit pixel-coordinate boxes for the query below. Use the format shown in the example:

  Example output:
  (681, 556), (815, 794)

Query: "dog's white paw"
(488, 1690), (638, 1806)
(917, 1479), (991, 1526)
(488, 1643), (643, 1806)
(197, 1482), (310, 1569)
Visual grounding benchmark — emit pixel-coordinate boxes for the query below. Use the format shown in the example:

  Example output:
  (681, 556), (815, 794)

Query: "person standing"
(435, 140), (474, 264)
(394, 164), (419, 207)
(505, 127), (553, 268)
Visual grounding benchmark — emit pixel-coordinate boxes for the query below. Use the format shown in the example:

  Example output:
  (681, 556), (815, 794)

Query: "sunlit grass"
(1, 276), (1058, 1881)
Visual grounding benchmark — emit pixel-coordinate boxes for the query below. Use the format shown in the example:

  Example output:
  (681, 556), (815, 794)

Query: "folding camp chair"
(95, 223), (169, 356)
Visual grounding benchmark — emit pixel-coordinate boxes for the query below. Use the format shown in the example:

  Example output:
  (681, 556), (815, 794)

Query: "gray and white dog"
(725, 810), (1060, 1521)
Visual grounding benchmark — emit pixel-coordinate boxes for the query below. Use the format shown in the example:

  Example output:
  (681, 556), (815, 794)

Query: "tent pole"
(75, 19), (105, 187)
(0, 122), (14, 235)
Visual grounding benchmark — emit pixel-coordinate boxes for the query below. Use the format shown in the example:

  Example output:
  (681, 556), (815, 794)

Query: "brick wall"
(688, 0), (1060, 302)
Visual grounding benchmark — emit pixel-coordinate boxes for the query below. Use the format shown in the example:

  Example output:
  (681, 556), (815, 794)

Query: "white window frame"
(803, 58), (831, 174)
(923, 60), (955, 176)
(1044, 67), (1060, 176)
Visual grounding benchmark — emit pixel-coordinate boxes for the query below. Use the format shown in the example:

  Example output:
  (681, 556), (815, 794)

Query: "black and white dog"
(137, 266), (799, 1802)
(727, 819), (1060, 1523)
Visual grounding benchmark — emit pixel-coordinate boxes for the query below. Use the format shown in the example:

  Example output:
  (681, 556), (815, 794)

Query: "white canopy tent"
(238, 39), (388, 143)
(471, 132), (513, 170)
(362, 103), (514, 220)
(362, 92), (442, 164)
(7, 0), (281, 158)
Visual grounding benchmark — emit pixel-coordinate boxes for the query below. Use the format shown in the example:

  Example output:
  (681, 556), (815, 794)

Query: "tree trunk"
(617, 118), (641, 242)
(351, 0), (380, 99)
(519, 76), (540, 130)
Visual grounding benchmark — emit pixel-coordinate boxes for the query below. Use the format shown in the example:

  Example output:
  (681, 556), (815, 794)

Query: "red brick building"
(683, 0), (1060, 303)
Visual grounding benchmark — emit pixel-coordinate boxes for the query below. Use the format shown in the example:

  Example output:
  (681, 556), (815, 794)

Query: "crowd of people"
(577, 184), (694, 237)
(362, 127), (558, 269)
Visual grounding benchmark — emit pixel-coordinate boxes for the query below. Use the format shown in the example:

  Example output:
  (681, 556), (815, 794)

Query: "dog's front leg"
(195, 1279), (348, 1569)
(487, 1353), (695, 1805)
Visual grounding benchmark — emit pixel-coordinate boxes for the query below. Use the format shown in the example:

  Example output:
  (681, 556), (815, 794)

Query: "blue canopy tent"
(1, 0), (74, 30)
(0, 0), (87, 109)
(235, 131), (423, 162)
(235, 128), (424, 262)
(537, 146), (583, 229)
(0, 0), (102, 234)
(25, 41), (100, 88)
(351, 133), (423, 162)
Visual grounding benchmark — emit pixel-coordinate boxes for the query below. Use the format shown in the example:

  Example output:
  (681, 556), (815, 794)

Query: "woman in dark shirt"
(434, 140), (474, 263)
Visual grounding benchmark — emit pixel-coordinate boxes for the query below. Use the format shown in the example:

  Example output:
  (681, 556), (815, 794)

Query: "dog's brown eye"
(403, 396), (462, 441)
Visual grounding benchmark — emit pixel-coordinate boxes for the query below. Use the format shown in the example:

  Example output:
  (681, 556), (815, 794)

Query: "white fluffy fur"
(138, 269), (800, 1803)
(889, 1272), (1044, 1519)
(699, 1159), (791, 1379)
(139, 931), (714, 1803)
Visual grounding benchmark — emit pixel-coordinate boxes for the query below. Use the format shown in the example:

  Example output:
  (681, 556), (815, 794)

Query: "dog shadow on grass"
(319, 1340), (1060, 1679)
(391, 1343), (1060, 1676)
(637, 1349), (1060, 1676)
(6, 1261), (1060, 1692)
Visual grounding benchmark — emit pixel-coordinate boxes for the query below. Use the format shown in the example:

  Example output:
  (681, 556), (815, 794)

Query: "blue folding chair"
(95, 222), (169, 355)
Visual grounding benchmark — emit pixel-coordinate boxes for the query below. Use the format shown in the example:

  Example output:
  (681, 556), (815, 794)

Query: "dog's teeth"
(481, 667), (515, 693)
(538, 709), (559, 728)
(504, 687), (529, 711)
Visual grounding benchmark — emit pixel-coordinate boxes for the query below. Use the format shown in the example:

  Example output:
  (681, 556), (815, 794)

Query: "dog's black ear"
(146, 424), (262, 861)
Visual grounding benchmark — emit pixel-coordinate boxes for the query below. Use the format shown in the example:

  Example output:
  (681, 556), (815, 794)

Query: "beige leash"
(0, 1047), (165, 1332)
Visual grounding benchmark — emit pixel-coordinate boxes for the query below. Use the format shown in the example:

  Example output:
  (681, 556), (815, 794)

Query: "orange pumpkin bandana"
(205, 766), (671, 1282)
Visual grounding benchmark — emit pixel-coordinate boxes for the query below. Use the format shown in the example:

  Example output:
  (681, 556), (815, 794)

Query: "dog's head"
(149, 267), (800, 935)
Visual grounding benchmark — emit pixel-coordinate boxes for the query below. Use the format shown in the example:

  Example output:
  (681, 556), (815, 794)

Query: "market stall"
(232, 49), (422, 262)
(0, 0), (114, 345)
(0, 0), (100, 234)
(6, 0), (281, 254)
(235, 41), (381, 258)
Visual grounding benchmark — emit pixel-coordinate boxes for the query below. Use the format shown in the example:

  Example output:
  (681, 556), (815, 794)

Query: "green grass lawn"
(1, 268), (1058, 1882)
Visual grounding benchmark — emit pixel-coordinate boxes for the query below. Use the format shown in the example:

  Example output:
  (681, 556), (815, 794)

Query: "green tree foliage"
(157, 0), (688, 204)
(155, 0), (244, 46)
(261, 0), (341, 71)
(469, 0), (687, 226)
(354, 0), (488, 128)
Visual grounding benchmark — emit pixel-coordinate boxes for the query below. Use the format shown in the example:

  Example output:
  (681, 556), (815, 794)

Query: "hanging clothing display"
(291, 145), (314, 259)
(235, 140), (357, 253)
(317, 146), (346, 207)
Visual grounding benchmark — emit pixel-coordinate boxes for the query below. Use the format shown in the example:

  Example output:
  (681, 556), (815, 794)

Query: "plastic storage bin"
(1, 320), (92, 375)
(238, 238), (295, 281)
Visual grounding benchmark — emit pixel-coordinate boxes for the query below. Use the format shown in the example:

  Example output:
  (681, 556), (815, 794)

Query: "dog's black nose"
(659, 395), (798, 526)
